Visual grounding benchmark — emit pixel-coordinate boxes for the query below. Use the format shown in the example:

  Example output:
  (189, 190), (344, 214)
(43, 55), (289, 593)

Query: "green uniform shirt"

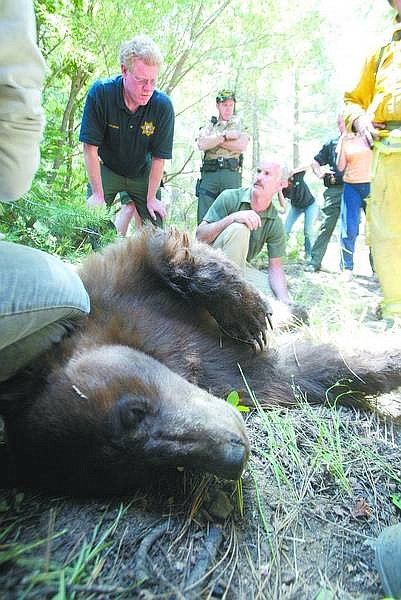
(203, 187), (286, 262)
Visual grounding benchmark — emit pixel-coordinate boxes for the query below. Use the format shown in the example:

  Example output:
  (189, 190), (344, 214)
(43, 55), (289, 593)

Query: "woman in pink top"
(336, 131), (373, 276)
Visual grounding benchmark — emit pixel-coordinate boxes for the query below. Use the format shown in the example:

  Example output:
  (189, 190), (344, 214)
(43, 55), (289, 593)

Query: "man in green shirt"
(196, 158), (293, 307)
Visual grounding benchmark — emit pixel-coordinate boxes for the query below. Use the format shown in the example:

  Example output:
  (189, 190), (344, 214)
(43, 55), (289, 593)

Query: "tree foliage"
(0, 0), (390, 256)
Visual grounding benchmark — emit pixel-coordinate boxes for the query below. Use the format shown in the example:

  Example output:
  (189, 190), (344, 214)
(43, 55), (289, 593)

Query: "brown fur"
(1, 227), (400, 496)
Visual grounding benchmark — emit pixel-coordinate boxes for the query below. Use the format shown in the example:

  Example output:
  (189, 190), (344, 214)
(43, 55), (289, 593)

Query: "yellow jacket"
(344, 25), (401, 130)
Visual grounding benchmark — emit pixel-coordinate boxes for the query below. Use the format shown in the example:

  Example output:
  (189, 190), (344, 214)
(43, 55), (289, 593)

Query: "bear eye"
(107, 394), (150, 439)
(119, 396), (146, 429)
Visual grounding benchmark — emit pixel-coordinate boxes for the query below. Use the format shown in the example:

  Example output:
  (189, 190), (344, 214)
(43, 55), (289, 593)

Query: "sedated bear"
(1, 227), (401, 496)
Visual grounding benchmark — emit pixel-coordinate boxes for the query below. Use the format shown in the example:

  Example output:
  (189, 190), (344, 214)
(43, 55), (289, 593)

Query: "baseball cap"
(216, 89), (236, 103)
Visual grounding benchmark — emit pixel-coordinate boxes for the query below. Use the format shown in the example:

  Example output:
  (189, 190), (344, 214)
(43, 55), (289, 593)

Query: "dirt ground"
(1, 238), (401, 600)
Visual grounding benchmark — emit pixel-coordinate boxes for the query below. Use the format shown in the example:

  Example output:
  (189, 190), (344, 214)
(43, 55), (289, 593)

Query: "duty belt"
(202, 157), (240, 172)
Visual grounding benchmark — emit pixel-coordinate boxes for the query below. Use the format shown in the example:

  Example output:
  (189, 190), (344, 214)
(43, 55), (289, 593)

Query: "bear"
(1, 227), (401, 496)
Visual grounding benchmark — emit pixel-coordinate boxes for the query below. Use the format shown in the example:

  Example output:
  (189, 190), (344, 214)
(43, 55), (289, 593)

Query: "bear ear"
(108, 394), (149, 437)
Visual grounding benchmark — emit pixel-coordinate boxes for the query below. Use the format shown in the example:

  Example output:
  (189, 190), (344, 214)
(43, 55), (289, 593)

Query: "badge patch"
(141, 121), (156, 136)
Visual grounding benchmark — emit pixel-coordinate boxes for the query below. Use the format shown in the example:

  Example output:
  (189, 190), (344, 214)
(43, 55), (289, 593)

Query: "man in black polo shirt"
(304, 117), (344, 272)
(79, 35), (175, 236)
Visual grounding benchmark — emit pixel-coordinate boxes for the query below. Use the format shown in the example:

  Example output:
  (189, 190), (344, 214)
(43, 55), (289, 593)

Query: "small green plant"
(391, 492), (401, 511)
(226, 390), (250, 413)
(0, 185), (117, 259)
(235, 478), (245, 518)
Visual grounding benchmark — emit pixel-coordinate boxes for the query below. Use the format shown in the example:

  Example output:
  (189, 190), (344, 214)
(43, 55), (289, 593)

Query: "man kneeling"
(196, 158), (303, 325)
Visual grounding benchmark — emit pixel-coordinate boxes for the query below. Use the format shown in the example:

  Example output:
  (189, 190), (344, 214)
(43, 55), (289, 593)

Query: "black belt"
(202, 157), (240, 172)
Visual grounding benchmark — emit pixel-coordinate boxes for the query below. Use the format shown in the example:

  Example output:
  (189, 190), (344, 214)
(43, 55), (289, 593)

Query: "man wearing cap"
(196, 158), (294, 311)
(79, 35), (175, 237)
(196, 89), (249, 224)
(343, 0), (401, 320)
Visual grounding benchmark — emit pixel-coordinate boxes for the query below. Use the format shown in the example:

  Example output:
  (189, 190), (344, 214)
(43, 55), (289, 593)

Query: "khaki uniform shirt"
(203, 187), (286, 262)
(198, 115), (246, 160)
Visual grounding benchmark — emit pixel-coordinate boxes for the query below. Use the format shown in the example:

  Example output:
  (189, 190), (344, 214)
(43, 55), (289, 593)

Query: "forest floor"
(1, 234), (401, 600)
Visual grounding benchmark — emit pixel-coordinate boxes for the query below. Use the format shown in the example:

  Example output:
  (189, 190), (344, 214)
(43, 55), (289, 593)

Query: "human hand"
(224, 130), (240, 140)
(277, 190), (287, 210)
(232, 210), (261, 230)
(353, 115), (378, 148)
(147, 197), (167, 221)
(87, 192), (106, 208)
(320, 168), (334, 177)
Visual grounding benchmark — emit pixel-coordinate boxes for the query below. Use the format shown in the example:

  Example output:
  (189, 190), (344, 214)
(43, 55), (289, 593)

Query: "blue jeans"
(0, 242), (90, 381)
(285, 201), (319, 260)
(340, 182), (370, 271)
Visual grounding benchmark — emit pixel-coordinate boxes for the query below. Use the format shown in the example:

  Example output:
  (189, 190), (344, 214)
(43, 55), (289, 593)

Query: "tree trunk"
(51, 67), (88, 177)
(292, 69), (300, 168)
(252, 95), (259, 168)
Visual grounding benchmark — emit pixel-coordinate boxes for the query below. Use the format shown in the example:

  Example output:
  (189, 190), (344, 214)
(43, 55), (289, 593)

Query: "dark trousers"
(86, 163), (162, 249)
(197, 168), (241, 224)
(310, 185), (343, 269)
(88, 162), (162, 226)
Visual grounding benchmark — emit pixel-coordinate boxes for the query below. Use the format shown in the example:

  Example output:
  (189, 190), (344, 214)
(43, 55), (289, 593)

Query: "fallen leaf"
(351, 497), (371, 518)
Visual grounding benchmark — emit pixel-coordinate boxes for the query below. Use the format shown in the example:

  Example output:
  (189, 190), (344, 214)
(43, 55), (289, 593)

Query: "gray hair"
(119, 35), (163, 70)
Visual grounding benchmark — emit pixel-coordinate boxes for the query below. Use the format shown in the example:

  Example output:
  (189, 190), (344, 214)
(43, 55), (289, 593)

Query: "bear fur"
(1, 227), (401, 496)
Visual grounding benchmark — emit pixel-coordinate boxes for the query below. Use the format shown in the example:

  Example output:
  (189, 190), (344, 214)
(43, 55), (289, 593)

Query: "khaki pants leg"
(0, 0), (45, 201)
(369, 151), (401, 317)
(0, 242), (90, 381)
(211, 222), (273, 297)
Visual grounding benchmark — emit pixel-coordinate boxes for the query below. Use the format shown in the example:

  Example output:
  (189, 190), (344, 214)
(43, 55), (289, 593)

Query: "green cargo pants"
(309, 185), (343, 269)
(197, 168), (241, 224)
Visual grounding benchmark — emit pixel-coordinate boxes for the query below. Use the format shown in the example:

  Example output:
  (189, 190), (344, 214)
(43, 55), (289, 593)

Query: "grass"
(0, 501), (142, 599)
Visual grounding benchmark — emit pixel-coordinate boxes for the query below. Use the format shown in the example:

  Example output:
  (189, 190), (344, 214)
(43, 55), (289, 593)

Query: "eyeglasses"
(130, 73), (157, 88)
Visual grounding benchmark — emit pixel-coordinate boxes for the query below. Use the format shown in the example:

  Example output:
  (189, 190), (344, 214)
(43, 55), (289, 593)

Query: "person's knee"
(225, 221), (250, 241)
(121, 202), (138, 217)
(212, 222), (249, 269)
(44, 258), (90, 314)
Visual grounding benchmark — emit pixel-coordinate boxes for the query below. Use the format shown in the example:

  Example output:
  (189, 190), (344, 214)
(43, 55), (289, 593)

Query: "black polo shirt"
(79, 75), (175, 178)
(282, 170), (315, 208)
